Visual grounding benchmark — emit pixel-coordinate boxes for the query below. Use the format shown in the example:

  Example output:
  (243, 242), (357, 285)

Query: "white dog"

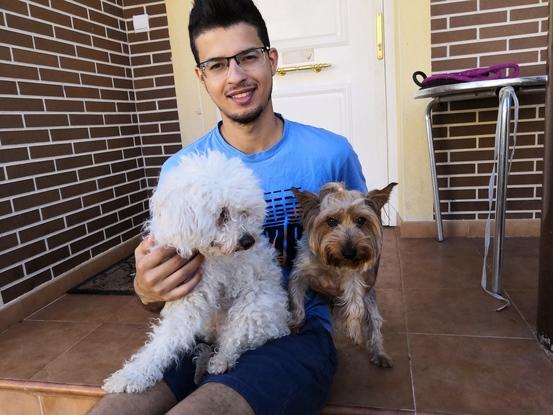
(103, 151), (290, 393)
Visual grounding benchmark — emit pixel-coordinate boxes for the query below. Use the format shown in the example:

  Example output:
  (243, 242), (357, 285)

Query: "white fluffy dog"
(103, 151), (290, 393)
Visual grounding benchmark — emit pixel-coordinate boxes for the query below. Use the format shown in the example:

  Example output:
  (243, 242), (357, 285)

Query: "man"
(90, 0), (366, 414)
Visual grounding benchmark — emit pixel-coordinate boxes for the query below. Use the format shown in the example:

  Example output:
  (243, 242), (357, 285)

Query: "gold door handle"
(376, 13), (384, 60)
(276, 63), (331, 76)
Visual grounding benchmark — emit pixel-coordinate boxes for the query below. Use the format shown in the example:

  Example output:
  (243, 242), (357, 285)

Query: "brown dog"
(289, 182), (397, 368)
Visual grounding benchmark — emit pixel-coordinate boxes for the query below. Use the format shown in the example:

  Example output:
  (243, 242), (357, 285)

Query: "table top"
(414, 75), (547, 99)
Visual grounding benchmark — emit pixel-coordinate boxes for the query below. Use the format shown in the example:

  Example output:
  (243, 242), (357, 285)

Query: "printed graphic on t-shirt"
(263, 188), (303, 268)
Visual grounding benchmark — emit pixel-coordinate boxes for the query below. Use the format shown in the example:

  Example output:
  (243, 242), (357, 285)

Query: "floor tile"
(507, 289), (537, 330)
(401, 255), (483, 289)
(31, 323), (150, 386)
(40, 394), (99, 415)
(376, 253), (402, 289)
(472, 237), (540, 258)
(110, 296), (159, 324)
(328, 333), (414, 411)
(399, 237), (481, 258)
(405, 288), (532, 338)
(410, 334), (553, 415)
(0, 321), (100, 380)
(26, 294), (132, 323)
(376, 289), (406, 334)
(500, 256), (539, 289)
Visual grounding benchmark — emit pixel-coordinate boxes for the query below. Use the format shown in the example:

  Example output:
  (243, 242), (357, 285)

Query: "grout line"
(407, 332), (535, 340)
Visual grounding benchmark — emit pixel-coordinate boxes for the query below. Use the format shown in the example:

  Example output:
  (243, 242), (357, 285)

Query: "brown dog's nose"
(341, 242), (357, 259)
(239, 234), (255, 250)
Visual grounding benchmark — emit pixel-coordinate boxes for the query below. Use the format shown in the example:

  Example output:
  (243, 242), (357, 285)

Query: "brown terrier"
(289, 182), (397, 368)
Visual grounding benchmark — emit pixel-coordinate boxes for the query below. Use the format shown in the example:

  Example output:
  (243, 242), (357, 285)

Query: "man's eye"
(240, 53), (258, 62)
(326, 217), (338, 228)
(207, 61), (226, 71)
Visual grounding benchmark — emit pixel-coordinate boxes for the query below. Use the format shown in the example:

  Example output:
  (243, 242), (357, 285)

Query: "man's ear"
(194, 67), (205, 84)
(365, 182), (398, 212)
(292, 187), (320, 225)
(268, 47), (279, 76)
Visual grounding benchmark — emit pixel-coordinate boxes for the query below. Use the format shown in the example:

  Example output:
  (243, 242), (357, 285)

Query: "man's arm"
(133, 236), (204, 311)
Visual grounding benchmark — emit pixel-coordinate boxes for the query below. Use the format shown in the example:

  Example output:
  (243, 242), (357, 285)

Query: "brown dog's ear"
(291, 187), (320, 225)
(365, 182), (397, 212)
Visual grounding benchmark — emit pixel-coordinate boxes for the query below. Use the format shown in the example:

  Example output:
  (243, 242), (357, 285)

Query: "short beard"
(227, 105), (264, 125)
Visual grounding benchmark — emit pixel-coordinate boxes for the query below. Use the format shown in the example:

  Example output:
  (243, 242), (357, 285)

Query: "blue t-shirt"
(160, 116), (367, 330)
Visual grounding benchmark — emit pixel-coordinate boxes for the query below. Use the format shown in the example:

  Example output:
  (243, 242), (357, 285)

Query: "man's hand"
(309, 277), (341, 299)
(133, 236), (204, 304)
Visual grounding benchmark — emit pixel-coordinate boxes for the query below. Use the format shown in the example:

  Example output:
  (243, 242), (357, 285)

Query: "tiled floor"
(1, 229), (552, 415)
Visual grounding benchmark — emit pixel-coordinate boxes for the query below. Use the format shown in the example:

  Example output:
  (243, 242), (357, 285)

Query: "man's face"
(194, 23), (278, 125)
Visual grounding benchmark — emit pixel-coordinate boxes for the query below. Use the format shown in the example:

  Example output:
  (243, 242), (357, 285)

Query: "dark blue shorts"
(163, 317), (337, 415)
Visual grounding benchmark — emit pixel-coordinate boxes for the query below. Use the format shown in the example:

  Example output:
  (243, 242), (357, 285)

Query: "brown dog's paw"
(370, 353), (393, 368)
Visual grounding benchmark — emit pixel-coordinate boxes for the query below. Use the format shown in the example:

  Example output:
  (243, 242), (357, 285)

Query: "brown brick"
(0, 147), (29, 163)
(20, 218), (66, 244)
(61, 179), (97, 197)
(431, 18), (447, 31)
(92, 36), (122, 53)
(51, 127), (89, 141)
(39, 68), (80, 83)
(46, 225), (86, 249)
(2, 270), (52, 303)
(101, 88), (130, 101)
(25, 246), (71, 275)
(450, 149), (495, 162)
(79, 165), (111, 180)
(30, 4), (72, 26)
(0, 177), (35, 198)
(106, 114), (133, 125)
(0, 62), (39, 80)
(0, 0), (28, 15)
(146, 2), (166, 14)
(45, 99), (85, 112)
(509, 35), (548, 50)
(0, 45), (9, 61)
(30, 143), (73, 159)
(0, 240), (46, 268)
(93, 150), (123, 163)
(133, 63), (173, 78)
(0, 209), (40, 234)
(51, 0), (88, 18)
(6, 13), (53, 36)
(54, 26), (92, 46)
(74, 139), (107, 153)
(116, 102), (135, 112)
(89, 9), (119, 28)
(52, 251), (91, 277)
(96, 62), (126, 77)
(432, 57), (478, 72)
(59, 56), (96, 73)
(130, 39), (169, 55)
(109, 53), (130, 66)
(19, 81), (64, 97)
(0, 80), (18, 95)
(25, 114), (69, 127)
(432, 28), (477, 44)
(55, 154), (93, 171)
(480, 0), (541, 10)
(36, 171), (78, 189)
(87, 213), (118, 232)
(81, 73), (113, 87)
(112, 159), (137, 172)
(0, 200), (12, 216)
(76, 45), (109, 62)
(113, 77), (133, 89)
(149, 15), (167, 28)
(0, 28), (33, 48)
(14, 189), (60, 211)
(90, 126), (120, 138)
(12, 48), (59, 68)
(1, 97), (43, 113)
(150, 28), (169, 41)
(1, 265), (25, 289)
(450, 123), (497, 137)
(450, 11), (507, 28)
(65, 86), (101, 99)
(66, 206), (101, 227)
(42, 197), (83, 219)
(450, 40), (507, 56)
(136, 101), (156, 111)
(480, 21), (540, 39)
(480, 51), (539, 67)
(519, 64), (547, 77)
(6, 160), (56, 179)
(115, 182), (141, 197)
(69, 114), (104, 126)
(436, 163), (476, 176)
(510, 5), (549, 20)
(131, 55), (151, 66)
(70, 230), (104, 253)
(85, 100), (117, 112)
(106, 28), (126, 42)
(35, 37), (77, 56)
(73, 17), (106, 37)
(155, 76), (175, 87)
(98, 173), (126, 188)
(102, 2), (123, 18)
(0, 233), (18, 252)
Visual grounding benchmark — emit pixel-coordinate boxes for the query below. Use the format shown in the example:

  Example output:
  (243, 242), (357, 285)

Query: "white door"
(255, 0), (395, 224)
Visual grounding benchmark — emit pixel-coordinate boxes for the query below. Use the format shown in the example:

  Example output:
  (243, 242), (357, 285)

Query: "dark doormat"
(68, 255), (135, 295)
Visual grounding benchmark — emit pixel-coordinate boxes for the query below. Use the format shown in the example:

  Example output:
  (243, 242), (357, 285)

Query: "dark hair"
(188, 0), (270, 64)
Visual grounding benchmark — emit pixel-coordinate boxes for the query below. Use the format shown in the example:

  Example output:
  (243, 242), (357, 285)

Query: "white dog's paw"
(102, 369), (150, 394)
(207, 353), (230, 375)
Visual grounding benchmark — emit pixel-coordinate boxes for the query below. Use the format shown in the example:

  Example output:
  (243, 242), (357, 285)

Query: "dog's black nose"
(239, 234), (255, 250)
(341, 243), (357, 259)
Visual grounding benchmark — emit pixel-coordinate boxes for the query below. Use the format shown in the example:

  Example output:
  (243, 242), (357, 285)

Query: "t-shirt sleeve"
(341, 143), (368, 193)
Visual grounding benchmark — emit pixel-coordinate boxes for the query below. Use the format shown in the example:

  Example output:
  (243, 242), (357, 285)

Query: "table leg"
(492, 88), (513, 294)
(424, 99), (444, 242)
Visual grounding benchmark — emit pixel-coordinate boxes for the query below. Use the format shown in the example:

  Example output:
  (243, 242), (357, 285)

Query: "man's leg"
(87, 381), (177, 415)
(167, 383), (254, 415)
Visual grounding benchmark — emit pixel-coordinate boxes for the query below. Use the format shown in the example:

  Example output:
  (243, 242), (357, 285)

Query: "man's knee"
(87, 381), (177, 415)
(166, 382), (253, 415)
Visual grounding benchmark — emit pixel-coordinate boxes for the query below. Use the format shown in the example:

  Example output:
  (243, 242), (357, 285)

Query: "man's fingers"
(155, 255), (203, 294)
(163, 269), (203, 302)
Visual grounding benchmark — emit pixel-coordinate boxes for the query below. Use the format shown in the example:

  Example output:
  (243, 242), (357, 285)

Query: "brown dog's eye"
(355, 217), (367, 226)
(217, 207), (229, 226)
(326, 217), (338, 228)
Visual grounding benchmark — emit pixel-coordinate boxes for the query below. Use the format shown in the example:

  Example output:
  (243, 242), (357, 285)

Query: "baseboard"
(399, 218), (541, 238)
(0, 236), (141, 332)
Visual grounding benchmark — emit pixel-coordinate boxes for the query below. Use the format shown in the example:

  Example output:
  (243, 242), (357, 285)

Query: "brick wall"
(430, 0), (548, 220)
(0, 0), (181, 306)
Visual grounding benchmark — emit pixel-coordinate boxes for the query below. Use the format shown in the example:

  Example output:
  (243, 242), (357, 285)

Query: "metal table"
(415, 76), (547, 306)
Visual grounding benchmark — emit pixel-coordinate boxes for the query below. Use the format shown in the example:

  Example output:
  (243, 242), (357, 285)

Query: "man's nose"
(226, 58), (247, 82)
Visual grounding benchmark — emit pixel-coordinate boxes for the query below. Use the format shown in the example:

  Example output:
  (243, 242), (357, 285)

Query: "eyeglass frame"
(196, 46), (272, 78)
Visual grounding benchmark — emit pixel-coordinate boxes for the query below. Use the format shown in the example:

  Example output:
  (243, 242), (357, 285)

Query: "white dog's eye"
(218, 207), (230, 226)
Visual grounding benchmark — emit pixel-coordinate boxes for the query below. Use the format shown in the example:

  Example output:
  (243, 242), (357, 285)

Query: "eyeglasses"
(197, 47), (270, 79)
